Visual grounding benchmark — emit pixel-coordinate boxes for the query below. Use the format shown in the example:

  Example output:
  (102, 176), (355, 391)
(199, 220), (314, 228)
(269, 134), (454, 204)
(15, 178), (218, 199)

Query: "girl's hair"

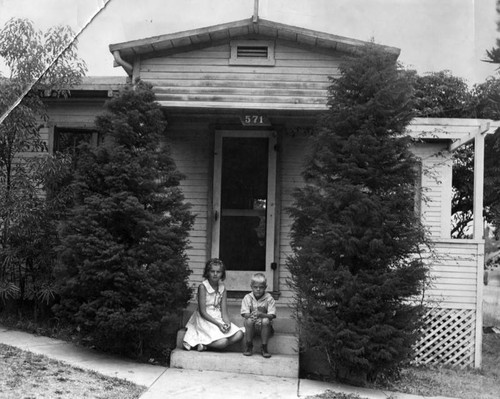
(203, 258), (226, 280)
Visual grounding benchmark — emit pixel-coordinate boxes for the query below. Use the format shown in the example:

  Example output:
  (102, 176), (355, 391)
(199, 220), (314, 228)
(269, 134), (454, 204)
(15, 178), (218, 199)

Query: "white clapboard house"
(38, 14), (496, 377)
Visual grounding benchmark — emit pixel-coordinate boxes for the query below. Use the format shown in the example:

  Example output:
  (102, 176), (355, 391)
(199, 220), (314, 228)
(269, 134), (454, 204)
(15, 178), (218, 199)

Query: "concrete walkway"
(0, 325), (456, 399)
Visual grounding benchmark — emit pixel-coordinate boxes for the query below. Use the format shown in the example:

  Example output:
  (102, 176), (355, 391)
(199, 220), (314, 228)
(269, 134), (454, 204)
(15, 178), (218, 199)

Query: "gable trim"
(109, 17), (400, 65)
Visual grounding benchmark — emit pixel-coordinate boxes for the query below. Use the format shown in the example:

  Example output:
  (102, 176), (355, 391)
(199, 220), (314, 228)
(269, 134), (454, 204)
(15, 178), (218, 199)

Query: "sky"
(0, 0), (499, 85)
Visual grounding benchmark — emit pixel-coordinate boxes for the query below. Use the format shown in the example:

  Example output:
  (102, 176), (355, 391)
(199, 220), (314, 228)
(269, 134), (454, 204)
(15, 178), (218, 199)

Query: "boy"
(240, 273), (276, 358)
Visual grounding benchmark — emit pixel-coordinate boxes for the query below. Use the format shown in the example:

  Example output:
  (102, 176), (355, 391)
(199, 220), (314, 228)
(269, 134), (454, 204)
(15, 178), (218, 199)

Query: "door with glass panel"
(212, 131), (276, 291)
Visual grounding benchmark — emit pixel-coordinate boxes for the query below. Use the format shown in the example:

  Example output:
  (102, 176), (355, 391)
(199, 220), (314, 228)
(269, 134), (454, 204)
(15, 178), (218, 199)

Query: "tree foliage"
(480, 79), (500, 238)
(412, 70), (475, 118)
(53, 83), (194, 358)
(288, 45), (428, 383)
(0, 18), (86, 309)
(479, 2), (500, 243)
(484, 0), (500, 65)
(0, 18), (86, 90)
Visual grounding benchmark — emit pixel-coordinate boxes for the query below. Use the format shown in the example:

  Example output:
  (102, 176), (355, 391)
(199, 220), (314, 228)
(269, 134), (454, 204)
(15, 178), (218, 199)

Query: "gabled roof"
(109, 17), (400, 62)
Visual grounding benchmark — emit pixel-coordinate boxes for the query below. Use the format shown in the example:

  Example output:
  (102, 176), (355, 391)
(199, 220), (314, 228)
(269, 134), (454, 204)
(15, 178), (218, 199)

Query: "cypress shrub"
(288, 44), (428, 383)
(53, 82), (194, 358)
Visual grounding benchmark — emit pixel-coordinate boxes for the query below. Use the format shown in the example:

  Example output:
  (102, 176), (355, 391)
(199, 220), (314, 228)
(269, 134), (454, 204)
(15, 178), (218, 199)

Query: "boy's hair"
(203, 258), (226, 280)
(250, 273), (267, 286)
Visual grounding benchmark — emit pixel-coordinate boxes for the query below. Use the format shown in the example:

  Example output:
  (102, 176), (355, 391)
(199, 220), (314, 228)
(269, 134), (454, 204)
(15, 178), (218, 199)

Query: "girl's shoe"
(196, 344), (207, 352)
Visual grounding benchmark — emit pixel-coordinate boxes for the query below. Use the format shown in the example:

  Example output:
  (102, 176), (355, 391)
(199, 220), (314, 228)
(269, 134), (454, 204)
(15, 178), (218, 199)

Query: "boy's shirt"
(241, 292), (276, 325)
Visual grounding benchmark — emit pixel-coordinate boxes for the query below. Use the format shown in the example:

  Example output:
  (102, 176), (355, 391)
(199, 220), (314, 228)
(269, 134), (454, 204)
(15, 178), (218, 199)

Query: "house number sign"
(240, 114), (271, 126)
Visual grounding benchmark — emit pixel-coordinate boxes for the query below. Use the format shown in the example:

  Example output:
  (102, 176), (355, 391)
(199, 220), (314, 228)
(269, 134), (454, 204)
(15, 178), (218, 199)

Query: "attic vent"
(237, 45), (268, 58)
(230, 40), (275, 66)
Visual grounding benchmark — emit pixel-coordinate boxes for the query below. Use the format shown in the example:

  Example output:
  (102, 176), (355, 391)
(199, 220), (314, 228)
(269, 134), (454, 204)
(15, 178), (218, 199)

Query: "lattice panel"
(413, 307), (476, 368)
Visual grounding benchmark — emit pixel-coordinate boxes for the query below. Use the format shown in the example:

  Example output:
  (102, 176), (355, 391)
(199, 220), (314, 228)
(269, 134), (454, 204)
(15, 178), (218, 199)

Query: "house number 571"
(240, 115), (271, 126)
(245, 115), (263, 124)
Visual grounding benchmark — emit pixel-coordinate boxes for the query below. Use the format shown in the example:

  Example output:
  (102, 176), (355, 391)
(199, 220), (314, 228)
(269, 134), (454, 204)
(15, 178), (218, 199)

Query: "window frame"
(52, 126), (99, 154)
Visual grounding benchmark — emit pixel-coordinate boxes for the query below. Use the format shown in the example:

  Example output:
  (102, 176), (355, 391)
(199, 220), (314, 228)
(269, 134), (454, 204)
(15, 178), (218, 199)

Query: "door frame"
(211, 130), (277, 291)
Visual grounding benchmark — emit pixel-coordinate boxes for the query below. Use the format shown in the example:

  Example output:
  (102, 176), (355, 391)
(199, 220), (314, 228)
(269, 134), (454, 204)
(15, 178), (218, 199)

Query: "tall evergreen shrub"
(287, 44), (428, 383)
(53, 82), (194, 357)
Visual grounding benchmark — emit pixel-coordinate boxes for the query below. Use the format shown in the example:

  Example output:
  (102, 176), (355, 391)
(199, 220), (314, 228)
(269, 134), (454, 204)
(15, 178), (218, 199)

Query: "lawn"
(374, 333), (500, 399)
(0, 343), (145, 399)
(306, 333), (500, 399)
(308, 281), (500, 399)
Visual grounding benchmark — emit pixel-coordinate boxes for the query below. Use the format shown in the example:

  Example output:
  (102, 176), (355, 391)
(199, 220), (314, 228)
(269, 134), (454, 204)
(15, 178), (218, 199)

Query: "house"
(38, 15), (495, 374)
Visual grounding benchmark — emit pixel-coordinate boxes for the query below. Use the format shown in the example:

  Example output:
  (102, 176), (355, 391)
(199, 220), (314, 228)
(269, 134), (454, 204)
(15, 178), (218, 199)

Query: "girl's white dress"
(183, 279), (242, 349)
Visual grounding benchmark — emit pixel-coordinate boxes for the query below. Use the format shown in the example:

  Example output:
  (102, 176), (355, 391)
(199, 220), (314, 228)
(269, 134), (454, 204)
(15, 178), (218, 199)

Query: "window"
(229, 40), (275, 66)
(53, 127), (99, 154)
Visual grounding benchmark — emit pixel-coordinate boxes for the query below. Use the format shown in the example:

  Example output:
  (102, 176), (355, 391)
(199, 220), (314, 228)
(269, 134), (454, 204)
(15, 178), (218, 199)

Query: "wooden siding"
(411, 142), (453, 239)
(140, 42), (340, 110)
(15, 127), (51, 159)
(165, 123), (211, 295)
(46, 101), (107, 127)
(422, 240), (483, 309)
(278, 131), (311, 301)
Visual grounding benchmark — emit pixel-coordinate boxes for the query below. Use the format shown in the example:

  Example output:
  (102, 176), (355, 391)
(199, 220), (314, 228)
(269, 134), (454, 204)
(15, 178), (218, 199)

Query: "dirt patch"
(0, 343), (145, 398)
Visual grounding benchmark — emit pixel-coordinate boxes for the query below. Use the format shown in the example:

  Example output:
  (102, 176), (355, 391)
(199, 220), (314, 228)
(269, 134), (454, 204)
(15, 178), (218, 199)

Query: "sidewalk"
(0, 325), (456, 399)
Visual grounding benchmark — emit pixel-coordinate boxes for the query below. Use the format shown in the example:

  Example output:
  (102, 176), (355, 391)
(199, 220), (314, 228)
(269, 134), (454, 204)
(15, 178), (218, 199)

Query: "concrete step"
(176, 328), (298, 355)
(170, 349), (299, 378)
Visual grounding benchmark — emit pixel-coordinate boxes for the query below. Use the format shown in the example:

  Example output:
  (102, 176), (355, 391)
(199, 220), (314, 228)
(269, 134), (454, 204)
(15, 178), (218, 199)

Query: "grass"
(372, 333), (500, 399)
(306, 333), (500, 399)
(308, 281), (500, 399)
(0, 343), (146, 399)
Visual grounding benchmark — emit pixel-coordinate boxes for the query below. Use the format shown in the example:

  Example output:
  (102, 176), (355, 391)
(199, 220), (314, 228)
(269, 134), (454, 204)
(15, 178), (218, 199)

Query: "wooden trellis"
(413, 307), (476, 368)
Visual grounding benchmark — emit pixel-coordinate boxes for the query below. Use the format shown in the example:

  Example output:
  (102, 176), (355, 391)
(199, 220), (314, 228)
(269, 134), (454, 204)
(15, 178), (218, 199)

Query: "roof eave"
(109, 17), (400, 63)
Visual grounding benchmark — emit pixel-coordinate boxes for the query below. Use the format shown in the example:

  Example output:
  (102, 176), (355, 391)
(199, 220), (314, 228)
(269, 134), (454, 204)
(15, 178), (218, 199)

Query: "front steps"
(170, 304), (299, 378)
(170, 347), (299, 378)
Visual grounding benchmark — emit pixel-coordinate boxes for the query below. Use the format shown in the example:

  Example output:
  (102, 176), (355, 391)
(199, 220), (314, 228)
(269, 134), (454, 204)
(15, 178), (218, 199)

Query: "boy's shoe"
(261, 344), (271, 358)
(243, 342), (253, 356)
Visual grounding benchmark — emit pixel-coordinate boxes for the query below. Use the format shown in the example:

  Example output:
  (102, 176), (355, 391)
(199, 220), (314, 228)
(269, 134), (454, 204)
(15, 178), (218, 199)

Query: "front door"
(212, 130), (277, 291)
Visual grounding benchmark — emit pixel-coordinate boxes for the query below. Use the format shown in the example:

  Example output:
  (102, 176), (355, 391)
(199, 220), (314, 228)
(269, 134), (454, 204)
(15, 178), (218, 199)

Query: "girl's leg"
(228, 330), (244, 345)
(208, 330), (243, 351)
(208, 338), (229, 350)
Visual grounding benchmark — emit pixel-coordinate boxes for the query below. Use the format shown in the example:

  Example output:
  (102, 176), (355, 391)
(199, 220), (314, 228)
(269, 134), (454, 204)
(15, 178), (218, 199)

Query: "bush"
(53, 82), (194, 358)
(288, 44), (428, 383)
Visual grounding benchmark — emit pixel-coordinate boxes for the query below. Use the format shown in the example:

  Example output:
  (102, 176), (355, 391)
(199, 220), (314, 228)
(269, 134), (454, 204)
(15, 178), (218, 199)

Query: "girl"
(183, 258), (244, 351)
